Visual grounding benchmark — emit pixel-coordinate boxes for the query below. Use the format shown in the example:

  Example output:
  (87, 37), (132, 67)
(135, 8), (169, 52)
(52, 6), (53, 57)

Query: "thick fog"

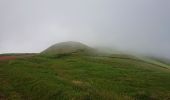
(0, 0), (170, 58)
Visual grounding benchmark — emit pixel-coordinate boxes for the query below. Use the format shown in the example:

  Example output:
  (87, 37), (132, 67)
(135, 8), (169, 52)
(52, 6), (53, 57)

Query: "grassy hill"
(42, 41), (97, 56)
(0, 42), (170, 100)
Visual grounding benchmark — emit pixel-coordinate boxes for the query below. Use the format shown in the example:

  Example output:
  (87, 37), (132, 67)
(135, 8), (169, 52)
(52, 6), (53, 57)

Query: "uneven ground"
(0, 54), (170, 100)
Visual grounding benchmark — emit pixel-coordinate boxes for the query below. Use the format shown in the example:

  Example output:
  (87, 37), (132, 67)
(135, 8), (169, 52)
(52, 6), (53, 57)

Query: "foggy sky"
(0, 0), (170, 58)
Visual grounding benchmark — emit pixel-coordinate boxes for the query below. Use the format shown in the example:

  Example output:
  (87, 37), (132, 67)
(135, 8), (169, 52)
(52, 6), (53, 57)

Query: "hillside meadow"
(0, 54), (170, 100)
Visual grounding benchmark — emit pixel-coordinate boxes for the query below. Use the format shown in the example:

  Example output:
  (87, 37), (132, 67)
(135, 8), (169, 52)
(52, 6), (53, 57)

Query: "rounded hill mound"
(41, 41), (96, 55)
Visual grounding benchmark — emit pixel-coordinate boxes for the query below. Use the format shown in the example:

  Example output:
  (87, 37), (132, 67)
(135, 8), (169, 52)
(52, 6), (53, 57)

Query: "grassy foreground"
(0, 54), (170, 100)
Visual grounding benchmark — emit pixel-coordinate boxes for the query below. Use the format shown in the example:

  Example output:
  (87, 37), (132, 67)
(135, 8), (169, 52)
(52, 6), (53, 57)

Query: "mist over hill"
(0, 0), (170, 59)
(0, 0), (170, 99)
(42, 41), (100, 56)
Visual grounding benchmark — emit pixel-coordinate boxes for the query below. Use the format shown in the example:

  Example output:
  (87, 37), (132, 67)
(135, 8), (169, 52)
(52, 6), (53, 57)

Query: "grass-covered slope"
(0, 54), (170, 100)
(41, 41), (96, 55)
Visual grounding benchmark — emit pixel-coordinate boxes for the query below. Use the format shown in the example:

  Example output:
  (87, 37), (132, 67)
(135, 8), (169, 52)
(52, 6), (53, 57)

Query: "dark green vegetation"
(0, 54), (170, 100)
(0, 42), (170, 100)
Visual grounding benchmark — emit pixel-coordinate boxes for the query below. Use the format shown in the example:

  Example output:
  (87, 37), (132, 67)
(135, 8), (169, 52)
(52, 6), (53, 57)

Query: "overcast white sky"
(0, 0), (170, 58)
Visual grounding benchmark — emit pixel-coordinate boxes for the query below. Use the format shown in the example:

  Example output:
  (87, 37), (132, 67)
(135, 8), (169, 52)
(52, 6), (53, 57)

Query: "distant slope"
(41, 41), (97, 55)
(137, 56), (170, 69)
(41, 41), (170, 69)
(148, 56), (170, 65)
(109, 54), (170, 69)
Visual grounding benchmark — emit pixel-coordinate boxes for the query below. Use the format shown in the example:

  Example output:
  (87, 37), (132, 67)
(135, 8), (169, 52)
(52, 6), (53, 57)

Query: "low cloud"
(0, 0), (170, 59)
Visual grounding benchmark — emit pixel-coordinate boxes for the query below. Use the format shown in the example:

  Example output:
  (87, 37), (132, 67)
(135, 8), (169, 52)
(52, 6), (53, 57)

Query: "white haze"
(0, 0), (170, 59)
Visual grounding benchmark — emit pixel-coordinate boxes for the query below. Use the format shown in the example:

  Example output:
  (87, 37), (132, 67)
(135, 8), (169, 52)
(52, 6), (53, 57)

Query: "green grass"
(0, 54), (170, 100)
